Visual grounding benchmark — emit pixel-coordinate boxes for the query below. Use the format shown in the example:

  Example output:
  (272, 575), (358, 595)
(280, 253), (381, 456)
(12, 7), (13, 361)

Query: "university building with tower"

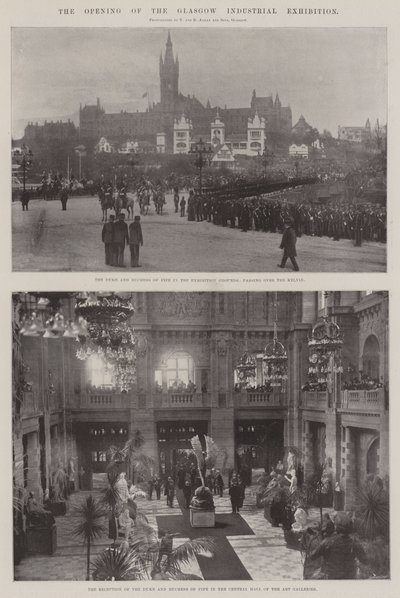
(78, 32), (292, 153)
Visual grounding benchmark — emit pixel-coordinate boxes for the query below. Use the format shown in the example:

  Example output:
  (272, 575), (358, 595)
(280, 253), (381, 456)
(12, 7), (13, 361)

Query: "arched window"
(166, 351), (194, 389)
(86, 354), (114, 388)
(362, 335), (380, 380)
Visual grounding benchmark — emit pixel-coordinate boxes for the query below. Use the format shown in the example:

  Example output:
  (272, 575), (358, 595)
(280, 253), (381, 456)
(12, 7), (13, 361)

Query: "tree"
(72, 495), (107, 580)
(101, 468), (124, 542)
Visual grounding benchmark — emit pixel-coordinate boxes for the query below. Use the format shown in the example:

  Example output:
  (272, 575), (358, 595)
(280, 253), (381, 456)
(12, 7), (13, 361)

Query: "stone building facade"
(12, 291), (388, 509)
(78, 33), (292, 152)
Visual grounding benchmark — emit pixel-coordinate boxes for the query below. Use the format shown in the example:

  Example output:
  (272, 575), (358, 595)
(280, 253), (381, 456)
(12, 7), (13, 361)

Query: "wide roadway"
(12, 193), (386, 272)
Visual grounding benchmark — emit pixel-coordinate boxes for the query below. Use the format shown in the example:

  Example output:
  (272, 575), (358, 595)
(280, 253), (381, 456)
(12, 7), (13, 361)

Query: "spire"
(275, 92), (281, 106)
(164, 31), (175, 66)
(206, 99), (211, 109)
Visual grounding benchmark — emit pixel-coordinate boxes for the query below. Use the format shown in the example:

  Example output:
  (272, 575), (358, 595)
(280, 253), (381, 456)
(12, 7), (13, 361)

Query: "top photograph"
(11, 28), (387, 272)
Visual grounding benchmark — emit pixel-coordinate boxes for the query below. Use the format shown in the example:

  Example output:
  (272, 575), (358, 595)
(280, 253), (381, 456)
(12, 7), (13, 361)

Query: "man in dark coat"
(229, 479), (242, 513)
(128, 215), (143, 267)
(180, 196), (186, 217)
(183, 480), (192, 508)
(113, 212), (129, 267)
(21, 190), (30, 211)
(60, 187), (69, 211)
(102, 214), (115, 266)
(278, 219), (300, 271)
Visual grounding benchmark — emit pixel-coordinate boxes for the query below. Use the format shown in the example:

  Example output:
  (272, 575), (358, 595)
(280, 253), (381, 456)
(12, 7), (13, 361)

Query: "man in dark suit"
(102, 214), (115, 266)
(128, 215), (144, 267)
(278, 218), (300, 271)
(60, 187), (69, 211)
(113, 212), (129, 267)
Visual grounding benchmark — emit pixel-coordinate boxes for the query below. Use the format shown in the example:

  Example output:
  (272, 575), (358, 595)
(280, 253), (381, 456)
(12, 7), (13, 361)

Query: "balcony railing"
(80, 393), (128, 409)
(340, 388), (385, 412)
(301, 391), (329, 410)
(156, 392), (211, 408)
(237, 391), (287, 408)
(21, 393), (40, 417)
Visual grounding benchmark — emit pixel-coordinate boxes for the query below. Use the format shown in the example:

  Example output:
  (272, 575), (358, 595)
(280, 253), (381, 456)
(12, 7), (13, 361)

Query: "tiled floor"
(14, 479), (317, 581)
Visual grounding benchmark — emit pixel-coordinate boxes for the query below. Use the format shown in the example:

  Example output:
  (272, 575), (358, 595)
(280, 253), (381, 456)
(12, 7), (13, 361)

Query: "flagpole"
(67, 156), (70, 183)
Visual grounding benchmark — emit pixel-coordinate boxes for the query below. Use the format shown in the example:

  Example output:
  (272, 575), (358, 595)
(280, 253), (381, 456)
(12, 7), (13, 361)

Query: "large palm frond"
(160, 562), (202, 580)
(131, 453), (155, 478)
(168, 537), (216, 569)
(355, 483), (389, 539)
(72, 495), (107, 544)
(102, 470), (123, 511)
(91, 546), (140, 581)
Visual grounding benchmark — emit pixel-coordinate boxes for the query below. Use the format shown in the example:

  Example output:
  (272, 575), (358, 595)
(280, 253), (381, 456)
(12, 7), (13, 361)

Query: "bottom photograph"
(12, 291), (389, 581)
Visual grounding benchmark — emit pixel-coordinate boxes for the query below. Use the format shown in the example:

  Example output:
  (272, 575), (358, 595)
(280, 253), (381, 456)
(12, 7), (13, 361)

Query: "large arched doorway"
(362, 335), (380, 380)
(367, 437), (380, 476)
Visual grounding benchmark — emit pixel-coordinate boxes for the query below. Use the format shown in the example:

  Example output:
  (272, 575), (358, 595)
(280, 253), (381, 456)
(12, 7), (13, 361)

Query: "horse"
(154, 191), (166, 215)
(114, 190), (122, 217)
(99, 187), (113, 221)
(126, 193), (135, 220)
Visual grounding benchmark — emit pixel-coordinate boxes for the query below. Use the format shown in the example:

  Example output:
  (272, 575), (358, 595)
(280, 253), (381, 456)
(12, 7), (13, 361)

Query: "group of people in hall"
(101, 212), (143, 268)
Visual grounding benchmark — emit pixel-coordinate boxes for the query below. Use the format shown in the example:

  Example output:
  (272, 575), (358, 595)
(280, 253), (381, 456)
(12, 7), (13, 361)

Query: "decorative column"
(26, 431), (42, 498)
(302, 420), (313, 480)
(342, 426), (357, 509)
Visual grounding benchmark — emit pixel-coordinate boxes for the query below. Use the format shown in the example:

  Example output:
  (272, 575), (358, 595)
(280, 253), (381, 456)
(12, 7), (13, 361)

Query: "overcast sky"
(12, 28), (387, 138)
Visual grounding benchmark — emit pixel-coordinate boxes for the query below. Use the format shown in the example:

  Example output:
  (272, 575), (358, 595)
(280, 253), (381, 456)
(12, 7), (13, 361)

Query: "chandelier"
(307, 315), (343, 390)
(235, 350), (257, 388)
(15, 292), (137, 392)
(74, 293), (136, 392)
(261, 293), (288, 389)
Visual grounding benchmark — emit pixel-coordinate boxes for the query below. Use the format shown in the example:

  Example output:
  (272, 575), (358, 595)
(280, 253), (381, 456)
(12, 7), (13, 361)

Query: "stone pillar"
(302, 420), (313, 480)
(324, 415), (340, 482)
(342, 426), (357, 509)
(302, 292), (317, 324)
(379, 412), (389, 480)
(26, 430), (42, 498)
(132, 410), (158, 475)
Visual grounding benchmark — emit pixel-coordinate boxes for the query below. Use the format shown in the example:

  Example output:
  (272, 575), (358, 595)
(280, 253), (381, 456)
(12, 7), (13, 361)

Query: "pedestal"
(47, 501), (67, 516)
(26, 524), (57, 555)
(189, 508), (215, 528)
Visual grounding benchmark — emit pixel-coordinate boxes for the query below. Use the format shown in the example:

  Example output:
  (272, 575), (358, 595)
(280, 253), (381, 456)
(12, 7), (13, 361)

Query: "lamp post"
(19, 144), (33, 193)
(257, 145), (274, 176)
(189, 138), (213, 194)
(128, 157), (136, 181)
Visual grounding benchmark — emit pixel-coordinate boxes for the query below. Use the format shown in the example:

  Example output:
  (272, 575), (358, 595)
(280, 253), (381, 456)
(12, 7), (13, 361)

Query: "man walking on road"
(60, 187), (69, 211)
(278, 218), (300, 271)
(113, 212), (129, 267)
(180, 196), (186, 217)
(129, 215), (143, 267)
(102, 214), (115, 266)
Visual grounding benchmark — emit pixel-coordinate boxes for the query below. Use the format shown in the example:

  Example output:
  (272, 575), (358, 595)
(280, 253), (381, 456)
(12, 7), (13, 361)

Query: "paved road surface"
(12, 194), (386, 272)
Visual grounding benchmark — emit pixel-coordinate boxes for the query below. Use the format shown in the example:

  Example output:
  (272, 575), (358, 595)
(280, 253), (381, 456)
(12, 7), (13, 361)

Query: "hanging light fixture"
(261, 292), (288, 390)
(234, 294), (257, 389)
(235, 349), (257, 388)
(74, 293), (137, 392)
(307, 314), (343, 391)
(17, 292), (137, 393)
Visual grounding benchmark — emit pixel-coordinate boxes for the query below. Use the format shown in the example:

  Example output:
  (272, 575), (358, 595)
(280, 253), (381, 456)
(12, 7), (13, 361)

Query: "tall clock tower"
(159, 31), (179, 113)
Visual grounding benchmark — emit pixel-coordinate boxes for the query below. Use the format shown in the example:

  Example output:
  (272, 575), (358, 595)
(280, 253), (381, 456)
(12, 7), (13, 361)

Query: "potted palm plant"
(72, 495), (107, 580)
(189, 435), (216, 528)
(92, 521), (216, 580)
